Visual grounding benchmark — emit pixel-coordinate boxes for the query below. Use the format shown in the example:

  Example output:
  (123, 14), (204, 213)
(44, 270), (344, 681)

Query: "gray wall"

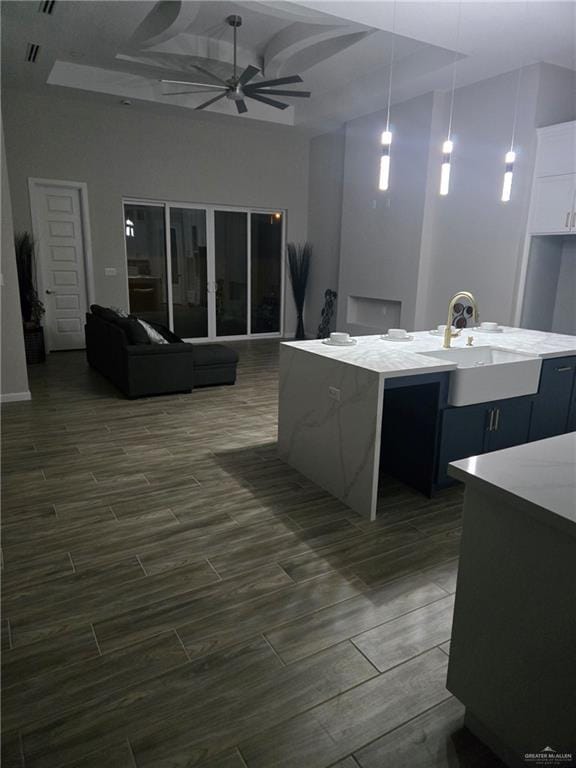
(306, 128), (345, 337)
(521, 236), (563, 331)
(419, 65), (543, 330)
(337, 91), (436, 333)
(3, 89), (310, 336)
(1, 117), (30, 402)
(308, 63), (575, 336)
(552, 237), (576, 335)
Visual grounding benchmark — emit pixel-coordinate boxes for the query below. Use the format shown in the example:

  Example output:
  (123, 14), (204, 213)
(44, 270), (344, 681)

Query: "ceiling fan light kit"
(159, 14), (311, 115)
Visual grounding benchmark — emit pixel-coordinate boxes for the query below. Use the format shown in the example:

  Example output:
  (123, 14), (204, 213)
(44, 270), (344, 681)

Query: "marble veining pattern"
(450, 432), (576, 530)
(284, 327), (576, 377)
(278, 346), (383, 519)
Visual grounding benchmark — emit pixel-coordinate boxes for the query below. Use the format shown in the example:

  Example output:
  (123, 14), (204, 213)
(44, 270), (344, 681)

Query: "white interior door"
(31, 183), (89, 350)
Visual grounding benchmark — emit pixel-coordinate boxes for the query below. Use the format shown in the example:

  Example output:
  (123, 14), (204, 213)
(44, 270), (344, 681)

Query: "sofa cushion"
(115, 317), (151, 345)
(192, 344), (239, 367)
(90, 305), (122, 325)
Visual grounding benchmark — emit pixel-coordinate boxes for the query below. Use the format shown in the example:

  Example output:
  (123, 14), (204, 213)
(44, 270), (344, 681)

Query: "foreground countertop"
(282, 327), (576, 377)
(449, 432), (576, 533)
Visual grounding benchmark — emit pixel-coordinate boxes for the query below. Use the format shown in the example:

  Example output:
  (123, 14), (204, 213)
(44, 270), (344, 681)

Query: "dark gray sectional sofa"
(85, 306), (238, 398)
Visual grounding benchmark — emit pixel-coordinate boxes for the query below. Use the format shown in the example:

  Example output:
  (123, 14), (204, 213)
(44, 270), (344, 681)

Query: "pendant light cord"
(385, 0), (397, 133)
(233, 23), (237, 81)
(509, 0), (528, 151)
(509, 66), (523, 152)
(447, 0), (462, 140)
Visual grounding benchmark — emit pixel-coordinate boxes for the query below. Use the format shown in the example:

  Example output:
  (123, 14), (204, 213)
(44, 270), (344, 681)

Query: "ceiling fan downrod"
(226, 15), (242, 84)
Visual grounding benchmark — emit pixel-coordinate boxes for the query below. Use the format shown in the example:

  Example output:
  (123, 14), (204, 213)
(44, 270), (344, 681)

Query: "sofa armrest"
(124, 343), (194, 356)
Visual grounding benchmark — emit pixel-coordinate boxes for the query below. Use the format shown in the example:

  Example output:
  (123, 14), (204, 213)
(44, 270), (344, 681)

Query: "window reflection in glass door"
(251, 212), (282, 333)
(124, 203), (168, 327)
(214, 211), (248, 336)
(169, 208), (208, 338)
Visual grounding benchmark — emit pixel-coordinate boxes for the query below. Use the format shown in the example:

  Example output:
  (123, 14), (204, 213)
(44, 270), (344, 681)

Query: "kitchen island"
(447, 433), (576, 766)
(278, 328), (576, 519)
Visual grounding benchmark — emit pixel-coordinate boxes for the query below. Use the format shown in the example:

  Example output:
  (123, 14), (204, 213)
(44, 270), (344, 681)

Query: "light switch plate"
(104, 267), (117, 277)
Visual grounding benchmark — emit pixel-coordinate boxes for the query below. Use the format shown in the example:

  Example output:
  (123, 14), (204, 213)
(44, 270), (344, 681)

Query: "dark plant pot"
(295, 314), (305, 340)
(24, 326), (46, 364)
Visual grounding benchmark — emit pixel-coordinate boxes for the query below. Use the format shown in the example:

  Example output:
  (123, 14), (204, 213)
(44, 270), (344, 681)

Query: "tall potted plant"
(15, 232), (46, 363)
(287, 241), (311, 340)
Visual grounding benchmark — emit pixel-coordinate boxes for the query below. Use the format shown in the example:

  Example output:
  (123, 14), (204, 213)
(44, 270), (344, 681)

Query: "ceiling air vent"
(26, 43), (40, 63)
(38, 0), (55, 14)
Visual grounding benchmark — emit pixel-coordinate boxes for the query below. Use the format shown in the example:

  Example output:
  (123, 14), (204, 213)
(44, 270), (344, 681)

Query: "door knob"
(46, 289), (54, 294)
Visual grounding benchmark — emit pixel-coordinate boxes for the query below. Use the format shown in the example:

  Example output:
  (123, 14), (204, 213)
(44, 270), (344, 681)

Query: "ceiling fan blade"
(161, 88), (227, 96)
(235, 99), (248, 114)
(237, 65), (260, 86)
(246, 93), (289, 110)
(160, 79), (228, 90)
(195, 92), (228, 110)
(248, 89), (311, 98)
(190, 65), (229, 87)
(245, 75), (303, 90)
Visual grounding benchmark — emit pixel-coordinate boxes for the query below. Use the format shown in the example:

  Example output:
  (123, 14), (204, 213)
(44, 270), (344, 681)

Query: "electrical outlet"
(328, 386), (341, 402)
(104, 267), (117, 277)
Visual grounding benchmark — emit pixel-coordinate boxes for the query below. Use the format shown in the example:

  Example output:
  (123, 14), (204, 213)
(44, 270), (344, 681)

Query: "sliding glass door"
(215, 211), (248, 336)
(124, 203), (168, 327)
(123, 201), (284, 340)
(251, 212), (282, 334)
(169, 208), (208, 339)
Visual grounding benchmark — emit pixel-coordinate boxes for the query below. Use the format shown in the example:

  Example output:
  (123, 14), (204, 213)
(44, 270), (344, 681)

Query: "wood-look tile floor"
(1, 341), (505, 768)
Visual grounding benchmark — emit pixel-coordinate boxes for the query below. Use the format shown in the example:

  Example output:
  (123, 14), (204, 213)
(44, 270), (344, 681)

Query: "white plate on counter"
(322, 338), (357, 347)
(429, 329), (457, 337)
(380, 334), (414, 342)
(472, 326), (504, 333)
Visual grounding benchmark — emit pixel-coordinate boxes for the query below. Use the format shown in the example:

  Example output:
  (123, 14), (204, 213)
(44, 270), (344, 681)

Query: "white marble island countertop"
(283, 327), (576, 378)
(449, 432), (576, 535)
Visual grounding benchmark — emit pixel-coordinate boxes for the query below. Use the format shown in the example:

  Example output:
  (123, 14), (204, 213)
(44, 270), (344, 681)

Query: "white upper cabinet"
(529, 121), (576, 235)
(530, 174), (576, 234)
(535, 122), (576, 177)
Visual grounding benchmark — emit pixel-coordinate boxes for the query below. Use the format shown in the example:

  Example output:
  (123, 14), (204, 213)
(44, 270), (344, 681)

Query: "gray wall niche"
(521, 235), (576, 334)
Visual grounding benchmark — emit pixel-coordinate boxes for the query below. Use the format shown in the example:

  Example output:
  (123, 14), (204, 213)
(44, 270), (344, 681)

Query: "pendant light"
(378, 1), (397, 192)
(440, 1), (462, 196)
(501, 1), (529, 203)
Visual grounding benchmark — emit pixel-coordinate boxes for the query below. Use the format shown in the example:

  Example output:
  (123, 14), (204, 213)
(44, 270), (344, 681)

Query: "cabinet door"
(529, 175), (575, 235)
(536, 123), (576, 177)
(437, 404), (488, 485)
(567, 377), (576, 432)
(529, 357), (576, 441)
(485, 398), (532, 453)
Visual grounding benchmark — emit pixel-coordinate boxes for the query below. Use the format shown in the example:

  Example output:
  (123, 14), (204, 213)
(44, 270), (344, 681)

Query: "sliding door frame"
(122, 196), (286, 342)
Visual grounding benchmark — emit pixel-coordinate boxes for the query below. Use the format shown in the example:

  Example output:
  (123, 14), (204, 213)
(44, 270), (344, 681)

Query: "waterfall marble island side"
(277, 328), (576, 520)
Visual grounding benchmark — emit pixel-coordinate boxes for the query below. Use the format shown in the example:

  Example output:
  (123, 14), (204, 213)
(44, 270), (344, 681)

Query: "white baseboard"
(1, 391), (32, 403)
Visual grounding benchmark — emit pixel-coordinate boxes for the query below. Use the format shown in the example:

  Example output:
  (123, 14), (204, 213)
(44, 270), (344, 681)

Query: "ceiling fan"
(159, 14), (311, 114)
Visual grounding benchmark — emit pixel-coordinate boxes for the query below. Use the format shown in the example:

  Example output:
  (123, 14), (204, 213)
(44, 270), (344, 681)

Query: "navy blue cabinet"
(529, 356), (576, 441)
(485, 398), (532, 452)
(437, 404), (490, 486)
(437, 397), (532, 485)
(568, 375), (576, 432)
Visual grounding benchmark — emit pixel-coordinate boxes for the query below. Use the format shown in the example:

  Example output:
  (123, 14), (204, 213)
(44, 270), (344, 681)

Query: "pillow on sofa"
(146, 321), (183, 344)
(136, 318), (169, 345)
(115, 317), (151, 345)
